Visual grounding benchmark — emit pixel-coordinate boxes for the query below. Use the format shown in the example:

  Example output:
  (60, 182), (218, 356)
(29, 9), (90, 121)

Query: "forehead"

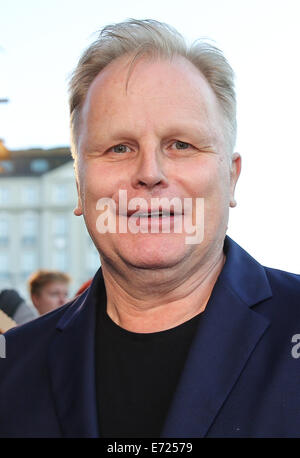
(43, 281), (68, 291)
(79, 54), (223, 145)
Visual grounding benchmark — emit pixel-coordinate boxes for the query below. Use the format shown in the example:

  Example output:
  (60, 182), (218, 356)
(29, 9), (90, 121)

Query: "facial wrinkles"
(126, 57), (225, 146)
(77, 56), (231, 214)
(81, 56), (222, 143)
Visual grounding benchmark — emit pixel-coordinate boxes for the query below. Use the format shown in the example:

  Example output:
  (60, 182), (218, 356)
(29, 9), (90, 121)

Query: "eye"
(172, 141), (191, 150)
(110, 144), (131, 154)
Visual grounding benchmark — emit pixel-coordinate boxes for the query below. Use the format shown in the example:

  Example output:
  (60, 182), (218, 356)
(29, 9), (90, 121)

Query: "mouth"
(125, 208), (180, 218)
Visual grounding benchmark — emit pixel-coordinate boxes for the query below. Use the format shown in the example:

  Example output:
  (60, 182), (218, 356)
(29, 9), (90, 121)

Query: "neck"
(101, 247), (226, 333)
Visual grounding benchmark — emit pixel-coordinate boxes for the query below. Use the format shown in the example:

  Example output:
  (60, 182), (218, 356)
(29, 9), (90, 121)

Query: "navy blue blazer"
(1, 236), (300, 438)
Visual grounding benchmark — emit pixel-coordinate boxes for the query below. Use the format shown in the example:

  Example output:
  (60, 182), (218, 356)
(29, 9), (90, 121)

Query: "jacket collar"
(47, 269), (105, 437)
(220, 236), (272, 306)
(48, 236), (272, 437)
(161, 236), (272, 437)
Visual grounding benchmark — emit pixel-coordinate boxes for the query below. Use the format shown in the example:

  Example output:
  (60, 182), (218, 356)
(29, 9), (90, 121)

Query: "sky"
(1, 0), (300, 273)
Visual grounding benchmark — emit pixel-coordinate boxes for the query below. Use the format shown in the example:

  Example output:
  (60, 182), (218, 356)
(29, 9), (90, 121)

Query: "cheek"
(179, 160), (224, 198)
(185, 162), (231, 225)
(80, 163), (128, 203)
(203, 160), (231, 197)
(40, 293), (50, 304)
(204, 166), (231, 231)
(78, 164), (126, 241)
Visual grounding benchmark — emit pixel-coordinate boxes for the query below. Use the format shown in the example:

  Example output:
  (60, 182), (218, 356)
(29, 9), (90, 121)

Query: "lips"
(125, 208), (180, 217)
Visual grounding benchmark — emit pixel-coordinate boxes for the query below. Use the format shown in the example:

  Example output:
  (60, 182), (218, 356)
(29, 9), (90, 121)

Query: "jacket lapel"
(161, 237), (272, 437)
(47, 271), (103, 438)
(47, 237), (273, 438)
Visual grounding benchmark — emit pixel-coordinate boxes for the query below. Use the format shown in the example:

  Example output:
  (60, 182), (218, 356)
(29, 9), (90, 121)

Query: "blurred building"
(0, 147), (100, 300)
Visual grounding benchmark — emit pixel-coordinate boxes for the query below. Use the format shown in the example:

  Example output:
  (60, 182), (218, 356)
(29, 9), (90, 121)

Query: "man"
(0, 19), (299, 438)
(28, 270), (71, 315)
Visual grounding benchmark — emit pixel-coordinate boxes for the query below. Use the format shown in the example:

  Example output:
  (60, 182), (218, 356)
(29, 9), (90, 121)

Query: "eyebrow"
(82, 122), (218, 151)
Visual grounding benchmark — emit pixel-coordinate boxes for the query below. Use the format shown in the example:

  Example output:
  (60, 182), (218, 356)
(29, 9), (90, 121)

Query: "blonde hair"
(28, 270), (71, 297)
(69, 19), (236, 158)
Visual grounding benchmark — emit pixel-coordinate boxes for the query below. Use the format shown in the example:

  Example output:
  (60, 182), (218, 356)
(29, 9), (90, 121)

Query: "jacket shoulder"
(259, 266), (300, 321)
(2, 297), (79, 362)
(264, 265), (300, 293)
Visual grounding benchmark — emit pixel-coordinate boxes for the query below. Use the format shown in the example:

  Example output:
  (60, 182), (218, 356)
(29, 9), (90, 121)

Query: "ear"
(229, 153), (241, 208)
(73, 177), (83, 216)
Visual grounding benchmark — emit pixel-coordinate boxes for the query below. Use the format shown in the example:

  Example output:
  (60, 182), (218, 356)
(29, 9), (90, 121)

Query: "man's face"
(74, 55), (240, 273)
(32, 281), (69, 315)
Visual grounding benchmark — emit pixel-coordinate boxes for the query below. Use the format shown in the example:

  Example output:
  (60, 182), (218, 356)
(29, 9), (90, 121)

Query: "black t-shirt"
(95, 295), (202, 438)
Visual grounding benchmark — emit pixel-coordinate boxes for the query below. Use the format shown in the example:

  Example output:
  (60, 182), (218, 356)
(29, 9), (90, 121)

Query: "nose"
(131, 146), (168, 190)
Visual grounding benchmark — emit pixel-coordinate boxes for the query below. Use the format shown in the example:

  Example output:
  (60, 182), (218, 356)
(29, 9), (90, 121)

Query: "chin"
(123, 255), (184, 270)
(117, 234), (191, 270)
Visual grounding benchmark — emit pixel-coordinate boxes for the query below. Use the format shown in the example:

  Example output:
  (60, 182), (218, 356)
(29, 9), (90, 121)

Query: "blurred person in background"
(0, 289), (38, 325)
(0, 309), (16, 334)
(28, 270), (71, 315)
